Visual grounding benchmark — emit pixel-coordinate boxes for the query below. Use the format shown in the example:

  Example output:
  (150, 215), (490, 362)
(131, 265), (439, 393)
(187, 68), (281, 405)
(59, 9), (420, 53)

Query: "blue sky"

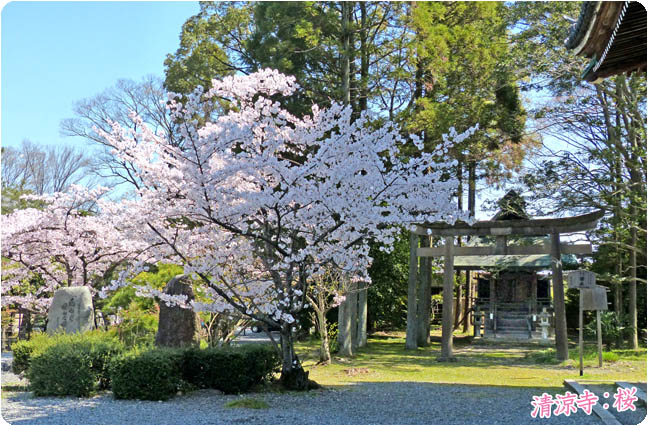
(2, 1), (199, 149)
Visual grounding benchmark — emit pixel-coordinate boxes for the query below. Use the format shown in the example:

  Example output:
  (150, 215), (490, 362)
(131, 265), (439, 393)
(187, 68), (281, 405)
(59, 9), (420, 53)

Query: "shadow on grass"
(297, 332), (647, 385)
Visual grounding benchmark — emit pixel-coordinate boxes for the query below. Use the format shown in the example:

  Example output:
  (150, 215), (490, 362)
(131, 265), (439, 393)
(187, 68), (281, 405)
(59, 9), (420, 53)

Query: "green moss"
(225, 398), (270, 409)
(1, 384), (28, 392)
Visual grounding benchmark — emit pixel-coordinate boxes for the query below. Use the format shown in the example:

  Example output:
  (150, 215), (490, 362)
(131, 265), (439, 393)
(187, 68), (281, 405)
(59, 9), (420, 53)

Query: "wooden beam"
(413, 210), (605, 237)
(417, 243), (593, 257)
(405, 233), (419, 350)
(417, 235), (431, 347)
(552, 233), (569, 361)
(439, 236), (455, 361)
(418, 246), (496, 256)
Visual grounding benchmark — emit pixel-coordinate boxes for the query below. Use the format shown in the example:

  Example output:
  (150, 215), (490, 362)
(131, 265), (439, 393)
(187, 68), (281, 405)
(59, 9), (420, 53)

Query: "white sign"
(568, 270), (596, 289)
(582, 285), (608, 311)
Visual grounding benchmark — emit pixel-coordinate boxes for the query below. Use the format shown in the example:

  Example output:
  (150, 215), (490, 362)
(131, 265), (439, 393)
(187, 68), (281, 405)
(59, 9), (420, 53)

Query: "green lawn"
(296, 331), (647, 388)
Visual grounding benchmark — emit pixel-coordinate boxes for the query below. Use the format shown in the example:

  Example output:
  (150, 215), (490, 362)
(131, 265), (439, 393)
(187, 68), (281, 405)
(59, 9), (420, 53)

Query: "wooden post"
(531, 274), (538, 315)
(417, 235), (431, 347)
(357, 286), (367, 348)
(495, 236), (507, 255)
(405, 232), (419, 350)
(463, 271), (471, 333)
(489, 275), (496, 331)
(551, 232), (569, 361)
(440, 236), (455, 361)
(597, 310), (603, 368)
(454, 274), (462, 330)
(579, 288), (584, 376)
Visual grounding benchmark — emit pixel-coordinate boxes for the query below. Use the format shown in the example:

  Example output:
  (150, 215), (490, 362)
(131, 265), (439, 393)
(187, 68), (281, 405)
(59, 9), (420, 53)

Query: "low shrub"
(110, 348), (184, 401)
(113, 304), (159, 349)
(181, 344), (279, 394)
(11, 332), (53, 374)
(602, 351), (620, 362)
(25, 330), (125, 397)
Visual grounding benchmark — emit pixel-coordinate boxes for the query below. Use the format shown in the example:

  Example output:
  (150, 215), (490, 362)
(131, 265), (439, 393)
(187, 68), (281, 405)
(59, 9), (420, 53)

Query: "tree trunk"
(17, 309), (32, 340)
(629, 205), (638, 349)
(279, 327), (318, 390)
(453, 160), (464, 331)
(348, 6), (358, 119)
(465, 162), (476, 334)
(315, 307), (331, 364)
(614, 156), (624, 348)
(457, 159), (463, 211)
(357, 287), (368, 348)
(551, 232), (569, 361)
(338, 293), (353, 357)
(341, 2), (351, 106)
(468, 161), (476, 218)
(93, 303), (100, 329)
(622, 74), (640, 350)
(359, 2), (369, 113)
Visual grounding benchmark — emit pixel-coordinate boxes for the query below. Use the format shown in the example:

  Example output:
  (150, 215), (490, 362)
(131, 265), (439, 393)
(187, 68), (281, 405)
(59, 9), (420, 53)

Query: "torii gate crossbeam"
(406, 210), (604, 361)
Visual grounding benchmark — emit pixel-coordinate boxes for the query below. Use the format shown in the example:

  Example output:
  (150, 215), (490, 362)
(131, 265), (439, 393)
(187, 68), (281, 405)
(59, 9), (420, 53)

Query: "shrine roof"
(566, 1), (646, 82)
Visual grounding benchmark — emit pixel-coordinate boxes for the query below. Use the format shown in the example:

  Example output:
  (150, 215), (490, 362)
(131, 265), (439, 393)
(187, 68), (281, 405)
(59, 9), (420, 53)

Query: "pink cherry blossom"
(94, 69), (473, 385)
(1, 186), (148, 313)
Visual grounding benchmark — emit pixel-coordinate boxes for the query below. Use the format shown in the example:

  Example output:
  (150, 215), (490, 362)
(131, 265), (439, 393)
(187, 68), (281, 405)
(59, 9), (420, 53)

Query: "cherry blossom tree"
(1, 186), (147, 317)
(98, 69), (474, 389)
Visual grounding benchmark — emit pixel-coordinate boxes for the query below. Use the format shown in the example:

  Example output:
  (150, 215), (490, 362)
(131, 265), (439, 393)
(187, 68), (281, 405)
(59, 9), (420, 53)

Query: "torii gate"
(406, 209), (605, 361)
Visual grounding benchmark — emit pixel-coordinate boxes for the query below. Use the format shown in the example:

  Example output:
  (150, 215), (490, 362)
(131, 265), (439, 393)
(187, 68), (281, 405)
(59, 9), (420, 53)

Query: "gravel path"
(2, 382), (616, 425)
(2, 349), (644, 425)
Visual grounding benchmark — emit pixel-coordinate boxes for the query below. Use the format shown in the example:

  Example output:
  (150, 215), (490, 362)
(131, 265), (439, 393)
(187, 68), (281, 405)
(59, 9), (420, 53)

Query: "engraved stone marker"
(46, 287), (94, 334)
(155, 275), (201, 347)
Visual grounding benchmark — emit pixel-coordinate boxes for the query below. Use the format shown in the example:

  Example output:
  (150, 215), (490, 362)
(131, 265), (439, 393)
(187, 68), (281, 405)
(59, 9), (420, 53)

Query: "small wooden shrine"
(463, 238), (577, 342)
(406, 191), (604, 361)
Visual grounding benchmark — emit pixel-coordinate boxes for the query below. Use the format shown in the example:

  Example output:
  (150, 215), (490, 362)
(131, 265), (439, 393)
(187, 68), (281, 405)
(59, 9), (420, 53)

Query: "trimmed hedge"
(111, 344), (280, 399)
(28, 342), (96, 397)
(182, 344), (279, 393)
(110, 348), (184, 401)
(238, 344), (281, 389)
(15, 331), (279, 400)
(25, 331), (124, 397)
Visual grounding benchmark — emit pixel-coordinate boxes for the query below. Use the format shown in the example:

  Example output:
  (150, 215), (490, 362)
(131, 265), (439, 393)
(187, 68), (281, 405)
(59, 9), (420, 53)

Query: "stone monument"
(155, 275), (201, 347)
(46, 287), (95, 334)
